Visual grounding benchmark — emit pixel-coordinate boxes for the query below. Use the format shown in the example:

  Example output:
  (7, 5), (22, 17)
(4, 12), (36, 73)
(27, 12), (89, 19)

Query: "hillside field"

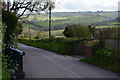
(22, 11), (118, 30)
(20, 11), (119, 39)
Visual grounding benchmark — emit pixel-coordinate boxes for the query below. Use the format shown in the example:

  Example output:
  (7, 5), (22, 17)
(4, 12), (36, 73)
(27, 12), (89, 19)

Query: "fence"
(105, 39), (120, 51)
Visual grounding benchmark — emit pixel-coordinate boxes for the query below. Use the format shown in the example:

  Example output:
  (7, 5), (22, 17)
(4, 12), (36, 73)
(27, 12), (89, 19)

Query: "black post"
(49, 6), (51, 41)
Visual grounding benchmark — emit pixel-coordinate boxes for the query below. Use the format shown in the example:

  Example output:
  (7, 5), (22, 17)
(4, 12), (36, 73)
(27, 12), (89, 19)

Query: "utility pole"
(49, 6), (52, 41)
(29, 27), (31, 40)
(117, 20), (120, 79)
(0, 1), (2, 80)
(29, 16), (31, 40)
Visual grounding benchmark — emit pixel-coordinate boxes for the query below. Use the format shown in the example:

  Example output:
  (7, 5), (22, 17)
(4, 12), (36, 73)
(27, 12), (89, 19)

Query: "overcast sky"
(53, 0), (120, 12)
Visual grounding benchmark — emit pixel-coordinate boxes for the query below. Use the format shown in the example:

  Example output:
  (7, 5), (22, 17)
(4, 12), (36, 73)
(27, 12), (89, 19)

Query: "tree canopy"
(2, 0), (55, 46)
(63, 24), (91, 39)
(3, 0), (55, 19)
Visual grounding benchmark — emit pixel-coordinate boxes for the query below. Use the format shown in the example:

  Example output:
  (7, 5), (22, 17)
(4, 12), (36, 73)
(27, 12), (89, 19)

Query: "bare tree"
(3, 0), (55, 19)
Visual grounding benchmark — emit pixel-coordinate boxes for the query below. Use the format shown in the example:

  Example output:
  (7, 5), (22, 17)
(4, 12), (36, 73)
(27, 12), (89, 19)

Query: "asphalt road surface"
(18, 43), (119, 78)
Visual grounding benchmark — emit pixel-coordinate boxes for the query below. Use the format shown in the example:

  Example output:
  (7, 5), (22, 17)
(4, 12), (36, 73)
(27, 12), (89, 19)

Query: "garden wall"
(105, 39), (120, 51)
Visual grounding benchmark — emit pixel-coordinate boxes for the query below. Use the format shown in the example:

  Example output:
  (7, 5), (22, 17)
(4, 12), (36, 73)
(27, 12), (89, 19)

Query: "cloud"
(53, 0), (119, 12)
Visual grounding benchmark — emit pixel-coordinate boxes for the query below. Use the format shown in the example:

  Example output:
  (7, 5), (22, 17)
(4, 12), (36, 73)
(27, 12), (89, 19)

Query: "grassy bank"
(81, 48), (120, 73)
(18, 38), (82, 55)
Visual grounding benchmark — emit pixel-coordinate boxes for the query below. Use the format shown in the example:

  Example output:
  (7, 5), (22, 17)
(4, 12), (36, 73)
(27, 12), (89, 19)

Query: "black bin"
(6, 45), (25, 79)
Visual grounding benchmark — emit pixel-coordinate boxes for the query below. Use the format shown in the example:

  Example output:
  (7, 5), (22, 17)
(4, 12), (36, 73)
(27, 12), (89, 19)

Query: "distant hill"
(22, 11), (118, 31)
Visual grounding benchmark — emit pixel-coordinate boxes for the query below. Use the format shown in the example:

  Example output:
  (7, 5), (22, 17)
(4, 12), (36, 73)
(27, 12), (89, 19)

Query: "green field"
(22, 23), (37, 28)
(27, 16), (69, 21)
(20, 11), (119, 39)
(95, 26), (118, 28)
(33, 15), (110, 27)
(22, 11), (118, 31)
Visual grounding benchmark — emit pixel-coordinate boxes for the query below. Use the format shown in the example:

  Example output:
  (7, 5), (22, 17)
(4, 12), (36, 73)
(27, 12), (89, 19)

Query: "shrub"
(2, 9), (18, 46)
(63, 25), (75, 38)
(85, 40), (98, 47)
(63, 24), (91, 39)
(2, 54), (11, 79)
(18, 38), (82, 55)
(88, 25), (96, 39)
(81, 48), (120, 73)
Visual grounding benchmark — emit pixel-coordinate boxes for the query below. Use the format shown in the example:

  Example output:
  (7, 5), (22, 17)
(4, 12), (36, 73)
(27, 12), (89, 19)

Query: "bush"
(63, 24), (91, 39)
(18, 38), (82, 55)
(2, 54), (11, 79)
(85, 40), (98, 47)
(2, 9), (18, 46)
(81, 48), (120, 73)
(88, 26), (96, 39)
(18, 38), (65, 55)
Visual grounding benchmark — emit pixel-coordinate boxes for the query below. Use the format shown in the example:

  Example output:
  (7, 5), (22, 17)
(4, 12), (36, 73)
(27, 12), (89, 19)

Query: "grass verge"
(18, 38), (82, 55)
(80, 48), (120, 73)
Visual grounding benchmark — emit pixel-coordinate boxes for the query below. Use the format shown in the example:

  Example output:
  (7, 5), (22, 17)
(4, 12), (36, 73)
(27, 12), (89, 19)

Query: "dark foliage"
(81, 48), (120, 73)
(63, 24), (91, 38)
(2, 9), (18, 45)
